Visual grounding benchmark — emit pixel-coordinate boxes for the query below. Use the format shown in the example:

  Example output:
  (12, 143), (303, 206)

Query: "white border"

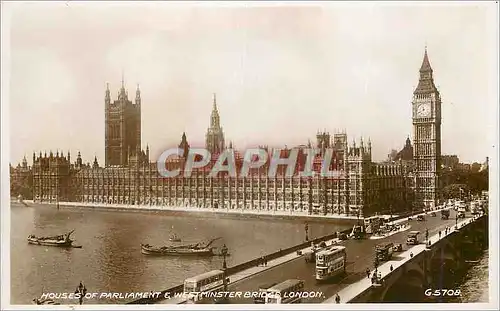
(1, 0), (12, 309)
(1, 1), (499, 310)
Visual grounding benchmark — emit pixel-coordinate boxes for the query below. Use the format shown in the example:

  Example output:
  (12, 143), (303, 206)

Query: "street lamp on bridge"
(217, 244), (229, 304)
(221, 244), (228, 271)
(304, 223), (309, 242)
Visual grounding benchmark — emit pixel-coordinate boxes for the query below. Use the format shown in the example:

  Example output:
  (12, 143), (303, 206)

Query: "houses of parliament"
(10, 50), (444, 218)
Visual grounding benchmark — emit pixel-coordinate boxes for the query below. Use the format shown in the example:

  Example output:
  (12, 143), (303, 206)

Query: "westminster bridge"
(128, 208), (487, 304)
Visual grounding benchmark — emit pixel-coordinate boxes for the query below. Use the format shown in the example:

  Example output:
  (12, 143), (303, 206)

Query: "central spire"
(121, 70), (125, 89)
(206, 92), (225, 154)
(210, 93), (220, 128)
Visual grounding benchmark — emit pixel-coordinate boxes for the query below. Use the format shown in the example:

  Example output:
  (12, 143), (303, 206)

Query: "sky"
(3, 1), (498, 165)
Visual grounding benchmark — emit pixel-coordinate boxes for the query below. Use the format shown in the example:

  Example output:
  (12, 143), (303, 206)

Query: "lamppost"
(220, 244), (229, 303)
(305, 223), (309, 242)
(56, 177), (60, 210)
(221, 244), (228, 271)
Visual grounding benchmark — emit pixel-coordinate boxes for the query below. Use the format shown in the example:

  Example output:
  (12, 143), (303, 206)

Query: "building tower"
(104, 76), (142, 167)
(316, 130), (331, 155)
(412, 48), (442, 209)
(205, 93), (225, 154)
(179, 132), (190, 158)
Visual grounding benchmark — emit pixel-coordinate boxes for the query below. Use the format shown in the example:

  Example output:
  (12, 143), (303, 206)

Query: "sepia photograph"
(1, 1), (498, 309)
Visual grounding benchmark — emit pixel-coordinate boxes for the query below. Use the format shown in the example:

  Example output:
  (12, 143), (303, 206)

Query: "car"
(430, 212), (437, 217)
(393, 243), (403, 252)
(416, 215), (425, 221)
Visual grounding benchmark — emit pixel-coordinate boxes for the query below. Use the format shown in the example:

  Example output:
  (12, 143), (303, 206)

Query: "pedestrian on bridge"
(390, 265), (393, 272)
(335, 294), (340, 304)
(439, 231), (441, 238)
(366, 268), (370, 279)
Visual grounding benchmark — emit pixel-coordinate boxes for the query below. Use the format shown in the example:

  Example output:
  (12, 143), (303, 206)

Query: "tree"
(441, 167), (488, 196)
(442, 184), (468, 200)
(471, 162), (482, 173)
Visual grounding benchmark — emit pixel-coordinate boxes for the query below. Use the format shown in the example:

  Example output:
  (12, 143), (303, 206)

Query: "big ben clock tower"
(412, 48), (442, 209)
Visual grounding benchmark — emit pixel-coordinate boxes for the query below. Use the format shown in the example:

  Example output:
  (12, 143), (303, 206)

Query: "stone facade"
(27, 130), (414, 218)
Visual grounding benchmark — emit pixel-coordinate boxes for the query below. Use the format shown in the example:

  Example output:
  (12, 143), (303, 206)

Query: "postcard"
(1, 1), (498, 310)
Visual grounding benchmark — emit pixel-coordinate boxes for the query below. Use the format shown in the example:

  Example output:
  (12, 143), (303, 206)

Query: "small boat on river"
(32, 298), (60, 305)
(141, 237), (221, 256)
(169, 233), (181, 242)
(27, 230), (81, 248)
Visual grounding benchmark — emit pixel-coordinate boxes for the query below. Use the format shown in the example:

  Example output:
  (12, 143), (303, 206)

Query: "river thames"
(10, 203), (350, 304)
(457, 250), (489, 303)
(10, 203), (489, 304)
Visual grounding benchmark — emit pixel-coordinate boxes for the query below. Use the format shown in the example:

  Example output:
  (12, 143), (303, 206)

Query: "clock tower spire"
(412, 48), (442, 210)
(415, 47), (437, 95)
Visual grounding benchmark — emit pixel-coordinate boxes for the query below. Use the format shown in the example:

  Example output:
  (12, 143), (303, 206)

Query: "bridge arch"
(429, 239), (460, 288)
(380, 263), (426, 302)
(430, 237), (458, 260)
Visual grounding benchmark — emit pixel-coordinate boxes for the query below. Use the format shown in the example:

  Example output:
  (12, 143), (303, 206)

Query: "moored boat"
(141, 237), (221, 256)
(27, 230), (77, 248)
(141, 244), (214, 256)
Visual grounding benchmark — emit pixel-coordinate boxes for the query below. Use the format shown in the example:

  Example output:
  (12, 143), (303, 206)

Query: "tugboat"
(141, 237), (221, 256)
(27, 230), (82, 248)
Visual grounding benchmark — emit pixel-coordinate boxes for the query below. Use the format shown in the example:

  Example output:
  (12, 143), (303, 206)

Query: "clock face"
(416, 103), (431, 117)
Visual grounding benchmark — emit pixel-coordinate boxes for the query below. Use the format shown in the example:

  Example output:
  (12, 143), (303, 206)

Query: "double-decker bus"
(264, 279), (305, 304)
(315, 246), (347, 282)
(375, 242), (394, 262)
(364, 216), (382, 234)
(183, 270), (226, 303)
